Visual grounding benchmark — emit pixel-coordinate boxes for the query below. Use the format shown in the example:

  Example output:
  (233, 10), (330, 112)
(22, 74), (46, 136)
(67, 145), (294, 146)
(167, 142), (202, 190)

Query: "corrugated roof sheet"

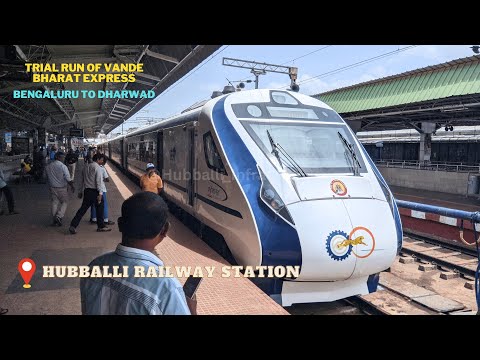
(315, 55), (480, 113)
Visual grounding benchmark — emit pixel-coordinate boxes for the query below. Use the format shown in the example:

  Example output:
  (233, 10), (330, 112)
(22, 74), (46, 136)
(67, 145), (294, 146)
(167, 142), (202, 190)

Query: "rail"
(396, 199), (480, 223)
(396, 199), (480, 312)
(397, 199), (480, 246)
(375, 160), (479, 173)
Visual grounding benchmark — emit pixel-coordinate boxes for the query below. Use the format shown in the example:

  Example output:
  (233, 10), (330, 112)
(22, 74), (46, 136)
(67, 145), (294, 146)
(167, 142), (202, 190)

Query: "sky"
(108, 45), (475, 135)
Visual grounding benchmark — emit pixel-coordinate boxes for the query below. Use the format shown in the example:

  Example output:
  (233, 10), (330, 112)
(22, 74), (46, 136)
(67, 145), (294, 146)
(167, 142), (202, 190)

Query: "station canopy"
(0, 45), (221, 137)
(314, 55), (480, 132)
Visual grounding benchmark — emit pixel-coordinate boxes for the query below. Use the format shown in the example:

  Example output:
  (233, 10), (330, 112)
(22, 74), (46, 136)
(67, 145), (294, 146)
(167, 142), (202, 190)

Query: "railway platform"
(391, 185), (480, 212)
(0, 161), (287, 315)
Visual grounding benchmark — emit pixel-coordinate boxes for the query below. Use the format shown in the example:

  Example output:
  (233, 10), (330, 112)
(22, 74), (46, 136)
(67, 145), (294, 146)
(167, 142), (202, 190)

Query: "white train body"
(102, 89), (402, 306)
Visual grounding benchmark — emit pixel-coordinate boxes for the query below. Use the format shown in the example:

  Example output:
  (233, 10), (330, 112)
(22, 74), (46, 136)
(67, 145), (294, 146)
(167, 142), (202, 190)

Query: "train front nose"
(287, 200), (356, 281)
(288, 198), (397, 281)
(287, 176), (398, 281)
(341, 199), (398, 277)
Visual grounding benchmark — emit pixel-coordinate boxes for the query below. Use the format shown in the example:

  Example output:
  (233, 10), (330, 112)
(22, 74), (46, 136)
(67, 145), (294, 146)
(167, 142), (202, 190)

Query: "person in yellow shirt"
(20, 160), (32, 174)
(140, 163), (163, 195)
(22, 162), (32, 173)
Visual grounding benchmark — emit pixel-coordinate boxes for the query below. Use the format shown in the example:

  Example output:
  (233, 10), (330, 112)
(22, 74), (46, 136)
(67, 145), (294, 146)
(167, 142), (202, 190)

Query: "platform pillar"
(419, 133), (432, 162)
(418, 122), (435, 163)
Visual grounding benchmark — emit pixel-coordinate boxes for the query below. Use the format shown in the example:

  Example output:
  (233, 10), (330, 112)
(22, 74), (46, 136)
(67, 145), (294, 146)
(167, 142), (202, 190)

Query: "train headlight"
(271, 199), (284, 210)
(263, 188), (276, 201)
(258, 168), (294, 225)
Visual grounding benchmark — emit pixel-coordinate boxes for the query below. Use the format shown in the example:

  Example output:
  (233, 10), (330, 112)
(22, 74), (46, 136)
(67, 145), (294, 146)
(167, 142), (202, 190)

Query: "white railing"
(375, 160), (480, 173)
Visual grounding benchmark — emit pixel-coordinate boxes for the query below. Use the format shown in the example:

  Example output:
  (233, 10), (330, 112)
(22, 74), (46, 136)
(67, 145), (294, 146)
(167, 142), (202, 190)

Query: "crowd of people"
(1, 144), (87, 217)
(1, 144), (195, 315)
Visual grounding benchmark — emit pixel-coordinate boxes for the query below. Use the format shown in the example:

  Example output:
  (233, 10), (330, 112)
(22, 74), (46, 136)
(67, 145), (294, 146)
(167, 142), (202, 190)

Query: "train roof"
(100, 88), (336, 143)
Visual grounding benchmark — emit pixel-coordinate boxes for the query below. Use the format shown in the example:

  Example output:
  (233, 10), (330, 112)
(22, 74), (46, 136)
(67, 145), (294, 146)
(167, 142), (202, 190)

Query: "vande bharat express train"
(100, 89), (402, 306)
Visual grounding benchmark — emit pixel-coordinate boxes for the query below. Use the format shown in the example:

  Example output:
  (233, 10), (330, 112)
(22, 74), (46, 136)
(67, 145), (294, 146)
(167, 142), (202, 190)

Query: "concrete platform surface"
(0, 161), (287, 315)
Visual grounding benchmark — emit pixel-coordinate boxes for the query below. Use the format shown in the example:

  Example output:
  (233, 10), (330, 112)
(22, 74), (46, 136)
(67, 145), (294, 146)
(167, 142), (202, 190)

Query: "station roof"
(357, 126), (480, 143)
(0, 45), (221, 138)
(314, 55), (480, 131)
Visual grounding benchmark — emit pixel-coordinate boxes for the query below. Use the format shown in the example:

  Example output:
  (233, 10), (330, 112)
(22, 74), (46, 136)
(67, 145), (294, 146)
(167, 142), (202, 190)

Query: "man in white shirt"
(0, 164), (19, 216)
(45, 151), (75, 226)
(69, 153), (112, 234)
(90, 159), (115, 226)
(80, 192), (196, 315)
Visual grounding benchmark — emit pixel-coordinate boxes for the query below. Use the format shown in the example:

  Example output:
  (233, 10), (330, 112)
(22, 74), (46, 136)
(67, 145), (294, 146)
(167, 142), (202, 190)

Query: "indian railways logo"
(326, 227), (376, 261)
(326, 230), (352, 261)
(330, 179), (347, 196)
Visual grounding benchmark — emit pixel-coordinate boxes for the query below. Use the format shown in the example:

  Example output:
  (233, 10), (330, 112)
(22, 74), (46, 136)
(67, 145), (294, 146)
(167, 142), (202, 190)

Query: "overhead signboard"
(69, 128), (84, 137)
(12, 137), (29, 155)
(71, 137), (84, 148)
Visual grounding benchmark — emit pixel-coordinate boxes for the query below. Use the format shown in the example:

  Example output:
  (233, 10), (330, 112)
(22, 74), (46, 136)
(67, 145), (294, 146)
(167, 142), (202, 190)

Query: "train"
(99, 88), (403, 306)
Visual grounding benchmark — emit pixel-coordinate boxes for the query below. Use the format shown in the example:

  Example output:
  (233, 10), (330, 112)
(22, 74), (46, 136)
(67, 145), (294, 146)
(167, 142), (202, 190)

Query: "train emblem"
(330, 179), (347, 196)
(326, 226), (376, 261)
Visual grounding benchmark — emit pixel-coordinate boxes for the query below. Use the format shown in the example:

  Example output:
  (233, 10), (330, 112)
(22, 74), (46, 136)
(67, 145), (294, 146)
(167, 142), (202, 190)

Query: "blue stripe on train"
(211, 98), (302, 268)
(360, 143), (403, 253)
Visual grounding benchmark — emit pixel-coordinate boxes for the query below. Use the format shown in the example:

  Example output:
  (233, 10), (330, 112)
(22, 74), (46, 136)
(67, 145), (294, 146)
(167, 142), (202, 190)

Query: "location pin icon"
(18, 258), (36, 289)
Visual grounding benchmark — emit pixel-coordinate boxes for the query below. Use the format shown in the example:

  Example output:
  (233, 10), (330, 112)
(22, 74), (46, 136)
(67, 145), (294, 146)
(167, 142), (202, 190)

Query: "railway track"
(289, 233), (479, 315)
(401, 232), (479, 278)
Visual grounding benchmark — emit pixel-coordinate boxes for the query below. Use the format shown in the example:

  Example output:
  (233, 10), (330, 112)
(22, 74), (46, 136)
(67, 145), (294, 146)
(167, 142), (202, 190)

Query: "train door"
(186, 126), (195, 207)
(157, 131), (163, 177)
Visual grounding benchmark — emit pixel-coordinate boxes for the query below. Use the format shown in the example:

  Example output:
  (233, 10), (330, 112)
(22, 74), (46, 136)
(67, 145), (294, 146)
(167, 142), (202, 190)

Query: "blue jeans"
(91, 192), (108, 220)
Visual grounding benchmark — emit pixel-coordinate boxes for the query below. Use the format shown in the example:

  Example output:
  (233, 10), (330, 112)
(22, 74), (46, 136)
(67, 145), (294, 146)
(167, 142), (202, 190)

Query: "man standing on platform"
(80, 192), (196, 315)
(45, 151), (75, 226)
(90, 156), (115, 226)
(69, 153), (112, 234)
(0, 164), (19, 216)
(49, 146), (57, 163)
(140, 163), (163, 195)
(64, 148), (78, 181)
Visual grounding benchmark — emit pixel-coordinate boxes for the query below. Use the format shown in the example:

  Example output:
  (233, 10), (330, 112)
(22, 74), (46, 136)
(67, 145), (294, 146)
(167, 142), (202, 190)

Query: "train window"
(241, 121), (367, 174)
(271, 92), (298, 105)
(203, 132), (227, 175)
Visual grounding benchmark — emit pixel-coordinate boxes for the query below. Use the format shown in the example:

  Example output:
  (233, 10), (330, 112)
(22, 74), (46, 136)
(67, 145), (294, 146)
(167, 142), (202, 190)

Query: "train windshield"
(241, 121), (367, 174)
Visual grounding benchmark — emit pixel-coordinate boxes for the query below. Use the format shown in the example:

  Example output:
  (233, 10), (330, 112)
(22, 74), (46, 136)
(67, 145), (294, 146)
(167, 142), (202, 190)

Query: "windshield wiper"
(276, 144), (308, 177)
(267, 130), (307, 177)
(267, 130), (283, 169)
(338, 132), (361, 176)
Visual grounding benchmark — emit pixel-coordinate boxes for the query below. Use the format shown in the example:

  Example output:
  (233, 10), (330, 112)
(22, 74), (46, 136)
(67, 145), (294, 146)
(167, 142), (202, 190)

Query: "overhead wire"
(283, 45), (332, 64)
(118, 46), (231, 132)
(118, 45), (420, 133)
(297, 45), (419, 86)
(238, 45), (333, 83)
(159, 45), (230, 99)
